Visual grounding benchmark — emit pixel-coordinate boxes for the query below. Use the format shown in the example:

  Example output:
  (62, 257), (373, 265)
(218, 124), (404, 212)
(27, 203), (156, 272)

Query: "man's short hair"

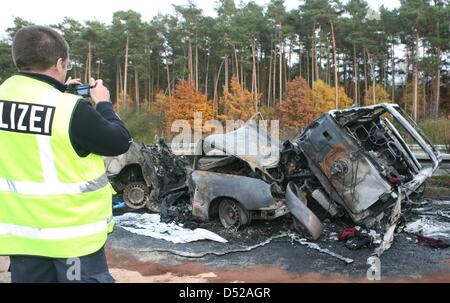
(12, 25), (70, 71)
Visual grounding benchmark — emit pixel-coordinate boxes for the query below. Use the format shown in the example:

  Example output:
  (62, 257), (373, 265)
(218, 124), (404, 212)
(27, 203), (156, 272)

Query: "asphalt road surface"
(1, 198), (449, 283)
(104, 197), (450, 283)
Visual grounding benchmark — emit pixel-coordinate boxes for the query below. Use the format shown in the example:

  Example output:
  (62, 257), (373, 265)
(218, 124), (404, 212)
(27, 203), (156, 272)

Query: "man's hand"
(65, 77), (82, 85)
(89, 77), (110, 105)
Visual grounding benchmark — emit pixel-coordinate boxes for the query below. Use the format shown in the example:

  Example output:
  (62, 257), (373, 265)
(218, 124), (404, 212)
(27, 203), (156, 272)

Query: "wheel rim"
(124, 183), (149, 209)
(219, 200), (248, 229)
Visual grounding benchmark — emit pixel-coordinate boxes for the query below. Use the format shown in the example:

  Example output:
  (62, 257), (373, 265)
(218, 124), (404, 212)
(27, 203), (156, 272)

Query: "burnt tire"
(218, 199), (251, 230)
(123, 182), (149, 209)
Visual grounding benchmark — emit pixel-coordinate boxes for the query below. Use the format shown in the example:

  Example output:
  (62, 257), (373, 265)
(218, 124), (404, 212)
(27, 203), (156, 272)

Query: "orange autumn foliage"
(219, 77), (256, 122)
(166, 80), (214, 133)
(278, 77), (316, 130)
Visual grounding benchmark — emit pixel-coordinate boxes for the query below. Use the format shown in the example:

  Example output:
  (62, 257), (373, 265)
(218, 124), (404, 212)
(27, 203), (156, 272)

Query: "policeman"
(0, 25), (132, 283)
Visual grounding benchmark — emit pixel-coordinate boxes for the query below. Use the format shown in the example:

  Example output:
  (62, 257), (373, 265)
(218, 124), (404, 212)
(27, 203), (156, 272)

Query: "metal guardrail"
(408, 144), (448, 153)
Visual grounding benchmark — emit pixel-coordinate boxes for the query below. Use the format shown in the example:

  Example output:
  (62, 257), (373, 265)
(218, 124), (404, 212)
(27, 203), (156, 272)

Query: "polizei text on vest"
(0, 100), (55, 136)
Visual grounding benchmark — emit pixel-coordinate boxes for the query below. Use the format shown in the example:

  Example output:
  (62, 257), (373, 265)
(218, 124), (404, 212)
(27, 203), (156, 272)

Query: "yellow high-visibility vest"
(0, 75), (113, 258)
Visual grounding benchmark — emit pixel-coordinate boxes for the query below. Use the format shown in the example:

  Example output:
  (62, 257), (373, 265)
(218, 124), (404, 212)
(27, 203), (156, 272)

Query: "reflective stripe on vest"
(0, 218), (110, 240)
(0, 173), (109, 195)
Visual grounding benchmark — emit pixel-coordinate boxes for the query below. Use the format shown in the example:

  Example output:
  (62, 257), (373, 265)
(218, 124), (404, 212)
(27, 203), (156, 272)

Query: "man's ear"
(55, 58), (64, 70)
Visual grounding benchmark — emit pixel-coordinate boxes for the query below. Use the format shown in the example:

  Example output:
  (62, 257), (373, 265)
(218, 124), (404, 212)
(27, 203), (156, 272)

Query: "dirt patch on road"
(105, 246), (450, 283)
(109, 268), (217, 283)
(2, 250), (450, 283)
(0, 257), (10, 283)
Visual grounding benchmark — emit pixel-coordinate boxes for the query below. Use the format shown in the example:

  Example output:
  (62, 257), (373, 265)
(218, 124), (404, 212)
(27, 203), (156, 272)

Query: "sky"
(0, 0), (401, 39)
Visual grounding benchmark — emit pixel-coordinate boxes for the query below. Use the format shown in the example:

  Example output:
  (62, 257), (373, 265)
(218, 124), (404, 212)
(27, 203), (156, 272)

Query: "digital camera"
(66, 83), (95, 97)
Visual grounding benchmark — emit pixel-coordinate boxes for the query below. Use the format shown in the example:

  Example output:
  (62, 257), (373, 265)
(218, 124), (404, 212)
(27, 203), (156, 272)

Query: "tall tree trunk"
(258, 50), (263, 108)
(279, 41), (283, 104)
(413, 31), (420, 121)
(284, 43), (288, 92)
(96, 61), (100, 79)
(310, 48), (314, 85)
(391, 38), (395, 102)
(288, 44), (292, 82)
(156, 61), (160, 93)
(435, 47), (441, 117)
(252, 38), (257, 102)
(84, 56), (88, 84)
(123, 36), (129, 112)
(372, 72), (376, 105)
(188, 37), (193, 83)
(273, 49), (276, 106)
(232, 44), (239, 82)
(205, 54), (209, 97)
(312, 23), (317, 82)
(330, 21), (339, 109)
(144, 77), (148, 104)
(214, 58), (225, 107)
(326, 52), (330, 86)
(88, 41), (92, 80)
(364, 48), (368, 97)
(306, 51), (310, 88)
(213, 72), (218, 110)
(268, 52), (273, 107)
(254, 42), (259, 112)
(119, 60), (123, 96)
(172, 55), (176, 95)
(240, 56), (244, 87)
(435, 16), (441, 117)
(343, 61), (348, 96)
(135, 67), (140, 111)
(116, 61), (120, 106)
(298, 51), (302, 79)
(423, 78), (427, 119)
(353, 44), (358, 105)
(314, 43), (319, 82)
(195, 42), (199, 91)
(150, 73), (154, 102)
(148, 54), (152, 102)
(318, 42), (322, 81)
(166, 60), (171, 97)
(371, 58), (376, 105)
(224, 55), (229, 92)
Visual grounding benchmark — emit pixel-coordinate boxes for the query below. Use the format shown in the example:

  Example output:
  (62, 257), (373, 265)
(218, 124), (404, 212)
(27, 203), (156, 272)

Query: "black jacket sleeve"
(69, 100), (132, 157)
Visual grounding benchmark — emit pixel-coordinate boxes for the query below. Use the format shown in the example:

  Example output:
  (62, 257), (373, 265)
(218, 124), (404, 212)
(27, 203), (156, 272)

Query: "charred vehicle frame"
(105, 140), (187, 212)
(187, 104), (442, 240)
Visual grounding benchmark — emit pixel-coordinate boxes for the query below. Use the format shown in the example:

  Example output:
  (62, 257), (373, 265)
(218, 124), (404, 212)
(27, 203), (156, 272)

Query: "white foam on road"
(114, 213), (228, 244)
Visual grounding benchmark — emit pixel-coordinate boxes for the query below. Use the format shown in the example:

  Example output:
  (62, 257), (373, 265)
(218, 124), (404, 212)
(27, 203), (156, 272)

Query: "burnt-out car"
(105, 140), (187, 212)
(187, 104), (442, 240)
(188, 119), (291, 229)
(297, 104), (441, 224)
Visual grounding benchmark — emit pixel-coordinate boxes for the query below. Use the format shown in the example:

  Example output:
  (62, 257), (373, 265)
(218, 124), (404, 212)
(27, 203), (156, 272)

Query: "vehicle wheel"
(218, 199), (250, 230)
(123, 182), (149, 209)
